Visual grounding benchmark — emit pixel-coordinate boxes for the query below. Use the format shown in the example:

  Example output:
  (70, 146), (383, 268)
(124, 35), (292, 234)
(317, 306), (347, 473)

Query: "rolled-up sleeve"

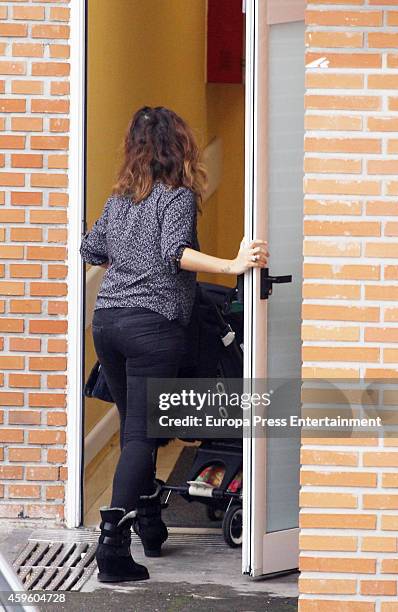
(80, 198), (112, 265)
(159, 188), (197, 275)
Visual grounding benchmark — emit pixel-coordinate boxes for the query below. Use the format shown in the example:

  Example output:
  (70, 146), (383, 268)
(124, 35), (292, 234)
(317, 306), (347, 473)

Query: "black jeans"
(92, 306), (185, 512)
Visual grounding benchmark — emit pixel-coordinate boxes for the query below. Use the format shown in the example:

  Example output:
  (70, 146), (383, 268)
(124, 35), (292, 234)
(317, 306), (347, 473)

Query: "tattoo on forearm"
(220, 264), (231, 273)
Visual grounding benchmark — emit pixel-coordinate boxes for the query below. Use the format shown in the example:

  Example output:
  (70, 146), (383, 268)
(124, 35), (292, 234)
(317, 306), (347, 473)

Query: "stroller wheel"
(223, 504), (243, 548)
(206, 506), (224, 522)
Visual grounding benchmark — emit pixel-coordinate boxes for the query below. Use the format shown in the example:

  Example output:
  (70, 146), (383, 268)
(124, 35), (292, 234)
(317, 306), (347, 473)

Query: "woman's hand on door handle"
(179, 239), (268, 276)
(229, 238), (268, 275)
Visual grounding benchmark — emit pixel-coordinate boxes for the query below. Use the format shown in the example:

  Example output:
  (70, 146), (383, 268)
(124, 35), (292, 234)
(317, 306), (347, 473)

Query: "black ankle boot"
(96, 507), (149, 582)
(133, 482), (168, 557)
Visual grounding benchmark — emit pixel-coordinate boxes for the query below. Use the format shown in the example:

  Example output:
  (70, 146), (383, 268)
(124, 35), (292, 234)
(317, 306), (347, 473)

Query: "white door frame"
(66, 0), (86, 528)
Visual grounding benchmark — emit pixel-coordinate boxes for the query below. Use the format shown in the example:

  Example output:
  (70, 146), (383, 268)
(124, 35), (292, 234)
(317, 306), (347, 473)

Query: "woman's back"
(80, 181), (199, 326)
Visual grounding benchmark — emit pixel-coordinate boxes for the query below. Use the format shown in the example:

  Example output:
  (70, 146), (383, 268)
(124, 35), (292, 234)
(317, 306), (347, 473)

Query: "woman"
(80, 106), (268, 583)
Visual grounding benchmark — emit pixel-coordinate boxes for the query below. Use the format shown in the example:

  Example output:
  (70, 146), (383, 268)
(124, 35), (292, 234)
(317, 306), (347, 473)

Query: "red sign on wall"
(207, 0), (244, 84)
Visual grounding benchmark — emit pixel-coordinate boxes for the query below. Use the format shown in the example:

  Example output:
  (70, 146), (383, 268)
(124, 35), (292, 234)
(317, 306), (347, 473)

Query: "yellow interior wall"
(85, 0), (244, 436)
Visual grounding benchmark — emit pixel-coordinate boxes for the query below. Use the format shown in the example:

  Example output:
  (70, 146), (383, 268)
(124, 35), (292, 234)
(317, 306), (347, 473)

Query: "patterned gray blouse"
(79, 182), (199, 326)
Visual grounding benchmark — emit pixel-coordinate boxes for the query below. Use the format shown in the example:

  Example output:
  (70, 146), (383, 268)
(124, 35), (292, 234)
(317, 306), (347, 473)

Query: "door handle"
(260, 268), (292, 300)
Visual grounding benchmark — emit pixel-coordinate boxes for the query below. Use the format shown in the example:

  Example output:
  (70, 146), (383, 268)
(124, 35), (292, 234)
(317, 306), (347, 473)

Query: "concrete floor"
(0, 522), (298, 612)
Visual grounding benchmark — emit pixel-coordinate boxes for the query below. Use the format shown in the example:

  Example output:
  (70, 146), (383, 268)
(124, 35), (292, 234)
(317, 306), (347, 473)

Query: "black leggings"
(92, 307), (185, 512)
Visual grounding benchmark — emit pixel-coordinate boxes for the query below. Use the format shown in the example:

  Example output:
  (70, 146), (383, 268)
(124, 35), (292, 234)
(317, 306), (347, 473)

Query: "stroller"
(158, 280), (244, 548)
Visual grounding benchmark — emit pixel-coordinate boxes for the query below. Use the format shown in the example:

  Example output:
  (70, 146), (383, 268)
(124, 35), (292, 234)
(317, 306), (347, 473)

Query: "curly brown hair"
(112, 106), (208, 207)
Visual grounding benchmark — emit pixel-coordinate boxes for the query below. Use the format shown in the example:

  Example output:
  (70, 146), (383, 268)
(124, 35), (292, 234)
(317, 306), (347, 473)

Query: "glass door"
(242, 0), (304, 577)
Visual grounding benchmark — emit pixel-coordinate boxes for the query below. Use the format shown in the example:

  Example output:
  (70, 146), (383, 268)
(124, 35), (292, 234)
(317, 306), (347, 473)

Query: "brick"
(47, 302), (67, 316)
(29, 319), (67, 334)
(305, 178), (380, 196)
(0, 173), (25, 187)
(365, 328), (398, 342)
(368, 160), (398, 174)
(31, 136), (69, 150)
(11, 191), (42, 206)
(12, 43), (44, 58)
(9, 410), (40, 425)
(0, 61), (25, 76)
(32, 212), (68, 227)
(0, 23), (27, 37)
(47, 375), (67, 389)
(305, 94), (381, 111)
(305, 220), (380, 237)
(0, 209), (24, 223)
(49, 44), (70, 59)
(11, 80), (43, 95)
(28, 430), (66, 445)
(0, 319), (24, 332)
(50, 118), (69, 132)
(10, 264), (42, 278)
(301, 471), (377, 487)
(50, 81), (69, 96)
(8, 447), (41, 462)
(9, 337), (41, 352)
(0, 465), (23, 479)
(26, 466), (58, 481)
(9, 374), (41, 388)
(300, 491), (358, 509)
(368, 117), (398, 132)
(0, 134), (25, 147)
(14, 5), (44, 19)
(299, 534), (357, 552)
(0, 391), (23, 406)
(25, 504), (64, 521)
(27, 246), (66, 261)
(306, 10), (382, 27)
(300, 556), (376, 574)
(302, 304), (379, 322)
(49, 192), (68, 207)
(48, 265), (67, 280)
(30, 282), (67, 297)
(29, 393), (66, 407)
(305, 30), (363, 48)
(306, 73), (364, 90)
(31, 24), (70, 39)
(9, 485), (41, 499)
(29, 357), (67, 371)
(300, 513), (376, 529)
(10, 300), (41, 314)
(305, 114), (362, 132)
(11, 117), (43, 132)
(31, 63), (70, 77)
(50, 7), (69, 21)
(30, 173), (68, 188)
(0, 281), (24, 295)
(303, 283), (360, 299)
(47, 448), (66, 463)
(31, 98), (70, 114)
(47, 339), (66, 353)
(365, 243), (398, 258)
(46, 411), (66, 426)
(362, 537), (398, 552)
(11, 154), (43, 169)
(10, 227), (42, 241)
(305, 138), (380, 154)
(48, 155), (68, 169)
(304, 158), (361, 174)
(366, 285), (398, 301)
(300, 578), (357, 595)
(303, 240), (361, 257)
(366, 201), (398, 215)
(369, 33), (398, 48)
(300, 602), (374, 612)
(304, 263), (379, 280)
(381, 558), (398, 572)
(301, 448), (359, 467)
(0, 356), (24, 370)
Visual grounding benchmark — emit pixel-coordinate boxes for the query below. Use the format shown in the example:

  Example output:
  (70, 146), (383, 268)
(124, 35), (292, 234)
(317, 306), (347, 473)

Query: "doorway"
(82, 0), (245, 531)
(74, 0), (305, 581)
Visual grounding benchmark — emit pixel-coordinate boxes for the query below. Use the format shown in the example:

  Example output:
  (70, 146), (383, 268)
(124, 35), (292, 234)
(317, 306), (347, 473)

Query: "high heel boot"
(96, 507), (149, 582)
(133, 481), (168, 557)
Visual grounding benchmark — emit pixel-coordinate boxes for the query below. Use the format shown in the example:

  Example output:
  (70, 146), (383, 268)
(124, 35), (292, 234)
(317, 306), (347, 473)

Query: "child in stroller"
(156, 280), (244, 548)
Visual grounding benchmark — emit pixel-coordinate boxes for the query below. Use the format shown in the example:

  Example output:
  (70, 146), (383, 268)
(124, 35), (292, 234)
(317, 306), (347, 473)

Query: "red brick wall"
(301, 1), (398, 610)
(0, 0), (69, 521)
